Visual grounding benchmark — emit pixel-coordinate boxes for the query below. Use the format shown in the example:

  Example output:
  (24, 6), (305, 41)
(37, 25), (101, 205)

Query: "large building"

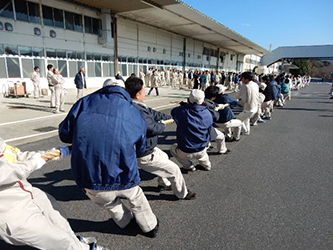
(0, 0), (269, 92)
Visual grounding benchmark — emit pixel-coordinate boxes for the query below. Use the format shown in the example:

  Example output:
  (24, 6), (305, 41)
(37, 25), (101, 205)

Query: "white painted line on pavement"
(0, 113), (67, 127)
(154, 103), (178, 110)
(4, 130), (58, 143)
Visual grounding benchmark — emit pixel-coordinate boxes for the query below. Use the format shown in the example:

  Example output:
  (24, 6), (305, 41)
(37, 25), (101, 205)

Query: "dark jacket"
(214, 94), (240, 107)
(263, 82), (274, 102)
(132, 100), (171, 157)
(59, 86), (146, 191)
(217, 106), (236, 123)
(270, 80), (280, 99)
(74, 71), (86, 89)
(204, 98), (220, 122)
(204, 98), (219, 140)
(171, 102), (212, 153)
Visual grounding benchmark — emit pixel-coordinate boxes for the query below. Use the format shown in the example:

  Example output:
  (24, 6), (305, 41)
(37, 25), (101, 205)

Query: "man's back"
(59, 86), (146, 191)
(171, 103), (212, 153)
(241, 81), (259, 111)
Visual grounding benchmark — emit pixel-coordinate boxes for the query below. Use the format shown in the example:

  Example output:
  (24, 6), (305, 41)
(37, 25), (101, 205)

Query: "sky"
(182, 0), (333, 51)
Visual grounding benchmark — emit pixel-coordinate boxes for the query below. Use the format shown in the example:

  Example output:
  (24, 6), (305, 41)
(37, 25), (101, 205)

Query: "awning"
(73, 0), (269, 56)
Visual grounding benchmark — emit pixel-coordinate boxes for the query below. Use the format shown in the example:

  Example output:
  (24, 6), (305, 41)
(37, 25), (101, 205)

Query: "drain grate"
(34, 126), (58, 132)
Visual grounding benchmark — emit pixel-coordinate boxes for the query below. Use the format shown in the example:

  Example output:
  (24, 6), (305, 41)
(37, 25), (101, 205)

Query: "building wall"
(0, 0), (248, 93)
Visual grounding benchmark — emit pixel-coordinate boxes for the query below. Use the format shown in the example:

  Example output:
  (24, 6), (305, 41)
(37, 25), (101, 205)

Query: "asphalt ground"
(0, 82), (333, 250)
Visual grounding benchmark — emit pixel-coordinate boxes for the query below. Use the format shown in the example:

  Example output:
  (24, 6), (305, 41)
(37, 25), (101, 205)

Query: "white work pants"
(77, 89), (83, 100)
(55, 86), (65, 112)
(213, 128), (227, 153)
(170, 144), (211, 169)
(237, 109), (257, 134)
(219, 119), (242, 140)
(138, 147), (188, 199)
(85, 186), (157, 233)
(49, 86), (55, 107)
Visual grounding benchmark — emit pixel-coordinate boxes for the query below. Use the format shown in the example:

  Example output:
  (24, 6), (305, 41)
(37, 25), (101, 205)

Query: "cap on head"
(216, 84), (227, 94)
(103, 78), (125, 89)
(189, 89), (205, 105)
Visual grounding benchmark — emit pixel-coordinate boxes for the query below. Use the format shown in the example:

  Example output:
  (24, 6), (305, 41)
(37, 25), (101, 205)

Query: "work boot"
(144, 219), (159, 238)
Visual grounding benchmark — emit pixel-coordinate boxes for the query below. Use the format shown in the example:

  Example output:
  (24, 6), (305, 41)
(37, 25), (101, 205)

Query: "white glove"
(30, 153), (46, 170)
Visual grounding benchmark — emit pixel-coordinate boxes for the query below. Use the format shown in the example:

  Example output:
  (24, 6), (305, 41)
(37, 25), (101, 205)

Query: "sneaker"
(219, 148), (231, 155)
(232, 137), (240, 141)
(330, 96), (333, 99)
(183, 190), (197, 200)
(89, 242), (107, 250)
(184, 165), (196, 172)
(258, 120), (266, 123)
(201, 165), (211, 171)
(251, 122), (257, 126)
(60, 109), (66, 112)
(53, 110), (59, 114)
(225, 137), (234, 142)
(267, 117), (272, 120)
(157, 185), (172, 192)
(144, 219), (159, 238)
(77, 235), (97, 244)
(241, 132), (250, 136)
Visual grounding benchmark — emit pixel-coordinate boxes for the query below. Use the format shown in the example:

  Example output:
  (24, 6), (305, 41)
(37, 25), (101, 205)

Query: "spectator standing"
(52, 68), (66, 114)
(47, 64), (55, 108)
(74, 66), (87, 100)
(30, 66), (41, 99)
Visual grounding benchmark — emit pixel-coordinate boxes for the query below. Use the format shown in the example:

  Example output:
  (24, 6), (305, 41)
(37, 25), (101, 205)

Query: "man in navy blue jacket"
(59, 79), (159, 238)
(125, 77), (196, 200)
(171, 89), (213, 171)
(74, 66), (86, 100)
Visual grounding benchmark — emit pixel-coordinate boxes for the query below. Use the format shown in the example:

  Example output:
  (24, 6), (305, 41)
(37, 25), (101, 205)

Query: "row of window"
(0, 57), (116, 79)
(0, 44), (113, 61)
(0, 0), (102, 35)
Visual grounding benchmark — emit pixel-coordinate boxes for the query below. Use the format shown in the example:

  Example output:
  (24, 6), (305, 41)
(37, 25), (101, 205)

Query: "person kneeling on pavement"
(204, 86), (230, 155)
(0, 138), (105, 250)
(59, 79), (159, 238)
(171, 89), (213, 172)
(125, 77), (196, 200)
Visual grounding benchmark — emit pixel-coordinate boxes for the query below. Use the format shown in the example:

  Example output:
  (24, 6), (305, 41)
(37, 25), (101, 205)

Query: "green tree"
(293, 59), (311, 75)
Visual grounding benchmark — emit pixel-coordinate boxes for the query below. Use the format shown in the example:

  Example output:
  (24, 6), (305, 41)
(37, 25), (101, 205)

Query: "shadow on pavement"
(68, 218), (141, 237)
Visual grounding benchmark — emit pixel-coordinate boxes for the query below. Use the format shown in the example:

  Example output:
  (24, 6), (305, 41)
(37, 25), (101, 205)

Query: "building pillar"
(183, 38), (186, 75)
(112, 17), (119, 74)
(216, 48), (220, 72)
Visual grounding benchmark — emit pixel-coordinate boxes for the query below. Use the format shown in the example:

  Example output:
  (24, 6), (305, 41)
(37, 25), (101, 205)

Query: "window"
(92, 18), (101, 36)
(0, 58), (7, 78)
(47, 59), (57, 69)
(33, 59), (45, 77)
(0, 45), (4, 54)
(32, 47), (44, 57)
(21, 58), (33, 78)
(203, 47), (209, 56)
(46, 49), (56, 58)
(102, 63), (109, 77)
(42, 6), (54, 26)
(94, 54), (101, 61)
(68, 61), (77, 77)
(230, 54), (234, 60)
(127, 64), (133, 75)
(84, 16), (92, 34)
(6, 57), (21, 78)
(15, 0), (28, 22)
(121, 64), (127, 76)
(67, 51), (76, 59)
(57, 50), (66, 58)
(76, 52), (83, 60)
(0, 22), (3, 30)
(0, 0), (14, 19)
(87, 62), (94, 77)
(34, 27), (41, 35)
(58, 60), (68, 77)
(74, 13), (82, 32)
(102, 55), (111, 61)
(95, 62), (101, 77)
(65, 11), (74, 30)
(19, 46), (32, 56)
(5, 45), (18, 55)
(5, 22), (13, 31)
(53, 8), (64, 28)
(28, 2), (40, 24)
(109, 62), (114, 77)
(86, 53), (93, 60)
